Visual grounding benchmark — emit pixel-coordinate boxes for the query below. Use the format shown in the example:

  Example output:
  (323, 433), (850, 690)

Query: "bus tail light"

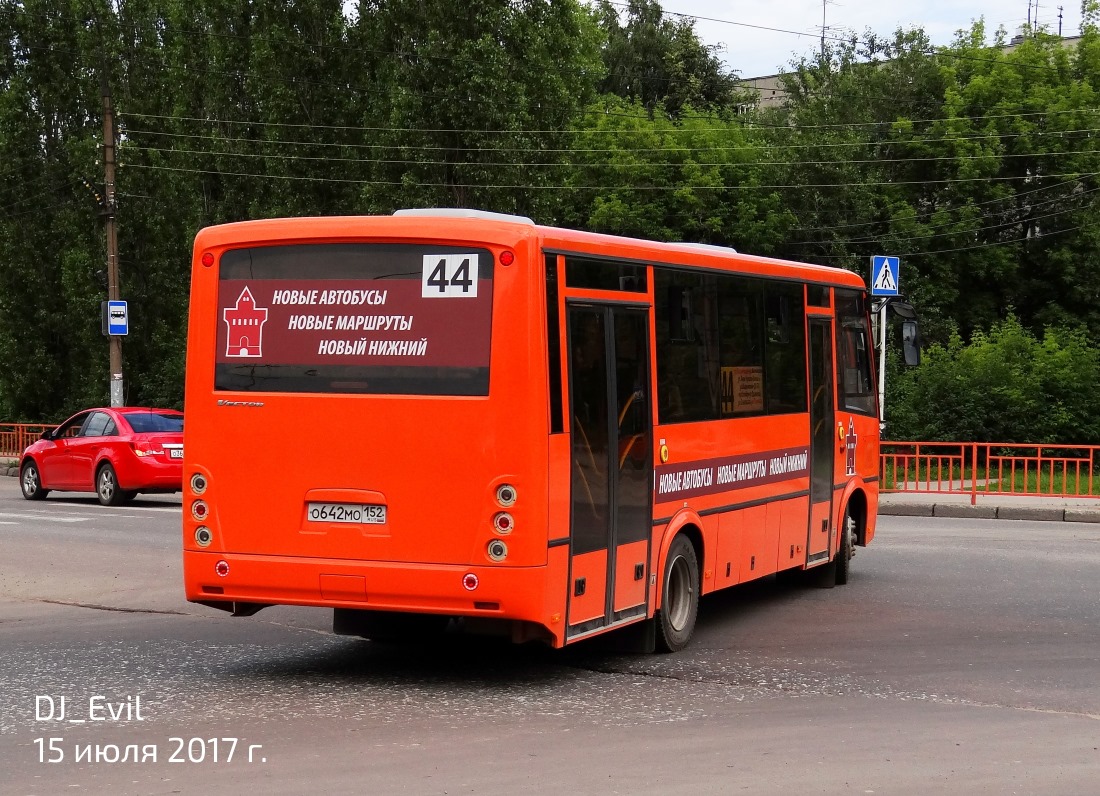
(195, 526), (212, 547)
(190, 473), (208, 494)
(462, 573), (479, 591)
(215, 560), (229, 577)
(487, 540), (508, 562)
(191, 500), (209, 521)
(499, 250), (515, 266)
(495, 484), (516, 507)
(492, 512), (514, 534)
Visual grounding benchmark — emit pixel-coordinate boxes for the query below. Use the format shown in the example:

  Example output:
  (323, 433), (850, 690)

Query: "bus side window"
(835, 289), (877, 415)
(763, 284), (807, 414)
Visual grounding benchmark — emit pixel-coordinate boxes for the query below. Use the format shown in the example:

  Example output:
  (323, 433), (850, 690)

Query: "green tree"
(593, 0), (742, 118)
(351, 0), (604, 219)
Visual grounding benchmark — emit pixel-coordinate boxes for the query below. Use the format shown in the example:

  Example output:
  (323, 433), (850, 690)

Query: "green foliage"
(593, 0), (744, 117)
(3, 0), (1100, 446)
(887, 317), (1100, 444)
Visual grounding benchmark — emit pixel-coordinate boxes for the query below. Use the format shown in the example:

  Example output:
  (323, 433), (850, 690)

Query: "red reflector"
(215, 560), (229, 577)
(201, 252), (215, 267)
(499, 250), (515, 266)
(462, 573), (479, 591)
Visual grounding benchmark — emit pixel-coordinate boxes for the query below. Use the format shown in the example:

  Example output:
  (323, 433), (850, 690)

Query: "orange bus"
(183, 209), (884, 652)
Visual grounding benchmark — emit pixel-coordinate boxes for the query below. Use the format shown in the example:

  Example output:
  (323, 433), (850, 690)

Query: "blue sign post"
(107, 300), (128, 336)
(869, 256), (901, 424)
(870, 255), (900, 297)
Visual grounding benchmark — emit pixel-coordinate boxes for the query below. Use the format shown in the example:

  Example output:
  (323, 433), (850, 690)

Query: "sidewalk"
(880, 491), (1100, 523)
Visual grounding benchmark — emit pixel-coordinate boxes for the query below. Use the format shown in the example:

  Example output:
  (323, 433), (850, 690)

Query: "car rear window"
(126, 413), (184, 433)
(214, 243), (494, 396)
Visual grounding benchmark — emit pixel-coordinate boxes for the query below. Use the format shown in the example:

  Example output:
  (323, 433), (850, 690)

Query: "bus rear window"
(214, 243), (494, 395)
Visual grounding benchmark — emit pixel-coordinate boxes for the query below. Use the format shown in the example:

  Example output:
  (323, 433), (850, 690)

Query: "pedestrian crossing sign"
(870, 256), (900, 297)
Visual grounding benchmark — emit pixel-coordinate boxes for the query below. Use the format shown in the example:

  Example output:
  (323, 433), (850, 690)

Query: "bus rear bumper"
(183, 550), (561, 641)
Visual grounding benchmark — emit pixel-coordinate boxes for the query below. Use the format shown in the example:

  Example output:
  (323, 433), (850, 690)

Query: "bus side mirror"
(902, 320), (921, 366)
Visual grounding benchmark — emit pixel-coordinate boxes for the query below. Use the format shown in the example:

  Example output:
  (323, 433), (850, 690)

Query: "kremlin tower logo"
(223, 287), (269, 358)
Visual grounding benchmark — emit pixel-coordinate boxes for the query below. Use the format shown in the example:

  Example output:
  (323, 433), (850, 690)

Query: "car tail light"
(131, 441), (163, 457)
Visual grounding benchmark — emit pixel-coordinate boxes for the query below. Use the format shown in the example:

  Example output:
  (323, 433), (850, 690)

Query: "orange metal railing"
(881, 442), (1100, 505)
(0, 424), (56, 460)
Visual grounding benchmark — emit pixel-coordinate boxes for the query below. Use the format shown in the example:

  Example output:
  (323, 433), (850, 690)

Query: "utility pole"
(820, 0), (826, 60)
(101, 75), (124, 407)
(1059, 5), (1064, 36)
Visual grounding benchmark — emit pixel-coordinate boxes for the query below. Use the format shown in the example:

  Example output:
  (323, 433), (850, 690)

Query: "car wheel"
(20, 461), (49, 501)
(656, 534), (700, 653)
(96, 463), (129, 506)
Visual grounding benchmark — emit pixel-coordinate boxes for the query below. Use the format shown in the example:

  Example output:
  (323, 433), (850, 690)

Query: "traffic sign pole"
(878, 301), (888, 424)
(870, 256), (901, 426)
(102, 76), (124, 407)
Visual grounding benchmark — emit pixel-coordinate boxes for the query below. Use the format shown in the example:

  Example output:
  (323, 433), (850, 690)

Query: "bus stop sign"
(103, 300), (129, 336)
(870, 256), (900, 297)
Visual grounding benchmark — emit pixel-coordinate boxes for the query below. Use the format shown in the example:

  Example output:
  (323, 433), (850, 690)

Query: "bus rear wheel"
(656, 535), (699, 653)
(835, 507), (855, 586)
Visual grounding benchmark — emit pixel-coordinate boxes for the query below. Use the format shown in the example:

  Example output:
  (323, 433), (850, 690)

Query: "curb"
(2, 463), (16, 478)
(881, 502), (1100, 523)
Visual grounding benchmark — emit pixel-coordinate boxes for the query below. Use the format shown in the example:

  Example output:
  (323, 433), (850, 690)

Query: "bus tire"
(20, 460), (49, 500)
(835, 506), (856, 585)
(656, 534), (699, 653)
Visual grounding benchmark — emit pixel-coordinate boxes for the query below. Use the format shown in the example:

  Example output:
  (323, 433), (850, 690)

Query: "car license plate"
(169, 449), (183, 459)
(307, 502), (386, 524)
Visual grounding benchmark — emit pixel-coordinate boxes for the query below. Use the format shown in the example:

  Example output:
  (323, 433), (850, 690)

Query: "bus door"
(565, 304), (652, 640)
(806, 317), (835, 563)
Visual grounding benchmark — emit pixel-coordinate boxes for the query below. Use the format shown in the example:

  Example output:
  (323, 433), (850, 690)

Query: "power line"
(786, 178), (1100, 242)
(121, 123), (1100, 156)
(123, 142), (1100, 170)
(120, 106), (1100, 135)
(785, 173), (1097, 234)
(120, 161), (1100, 191)
(797, 200), (1097, 250)
(897, 223), (1085, 257)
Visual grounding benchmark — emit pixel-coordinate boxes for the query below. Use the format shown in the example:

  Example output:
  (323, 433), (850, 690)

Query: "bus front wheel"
(656, 535), (699, 653)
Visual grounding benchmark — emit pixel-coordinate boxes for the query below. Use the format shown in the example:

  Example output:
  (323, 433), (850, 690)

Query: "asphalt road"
(1, 476), (1098, 795)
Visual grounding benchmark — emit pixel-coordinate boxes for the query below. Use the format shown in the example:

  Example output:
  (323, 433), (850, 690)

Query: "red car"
(19, 407), (184, 506)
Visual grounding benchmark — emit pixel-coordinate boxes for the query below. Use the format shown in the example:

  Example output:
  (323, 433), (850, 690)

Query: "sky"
(653, 0), (1082, 77)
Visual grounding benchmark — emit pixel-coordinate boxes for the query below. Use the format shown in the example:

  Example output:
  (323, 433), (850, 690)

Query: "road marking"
(22, 503), (181, 515)
(0, 512), (90, 523)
